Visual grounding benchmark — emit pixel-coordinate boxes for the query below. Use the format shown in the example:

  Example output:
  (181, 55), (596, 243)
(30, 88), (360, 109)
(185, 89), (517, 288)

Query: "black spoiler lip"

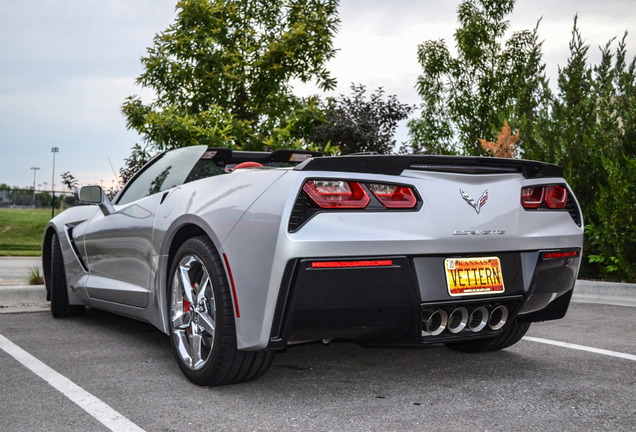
(294, 154), (563, 179)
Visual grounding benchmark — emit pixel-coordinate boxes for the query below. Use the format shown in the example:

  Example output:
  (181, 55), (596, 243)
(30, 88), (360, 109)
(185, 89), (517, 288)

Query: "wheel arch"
(166, 223), (209, 280)
(157, 216), (227, 333)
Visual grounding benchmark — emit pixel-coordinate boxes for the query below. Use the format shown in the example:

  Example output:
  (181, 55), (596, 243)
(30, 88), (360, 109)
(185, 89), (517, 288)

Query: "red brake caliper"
(183, 284), (193, 333)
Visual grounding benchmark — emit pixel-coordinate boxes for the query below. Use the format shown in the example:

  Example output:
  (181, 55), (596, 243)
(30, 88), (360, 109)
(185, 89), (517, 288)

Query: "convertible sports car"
(43, 145), (583, 385)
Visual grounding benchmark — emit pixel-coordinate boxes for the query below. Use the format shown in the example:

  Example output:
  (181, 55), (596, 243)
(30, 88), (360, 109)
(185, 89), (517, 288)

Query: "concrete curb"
(0, 285), (48, 312)
(571, 280), (636, 307)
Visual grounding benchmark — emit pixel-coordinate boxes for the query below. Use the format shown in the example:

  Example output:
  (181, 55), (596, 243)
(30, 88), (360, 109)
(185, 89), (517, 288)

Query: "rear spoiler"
(294, 155), (563, 179)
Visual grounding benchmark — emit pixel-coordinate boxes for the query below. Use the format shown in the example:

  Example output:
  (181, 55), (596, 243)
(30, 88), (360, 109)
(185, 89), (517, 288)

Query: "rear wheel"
(168, 236), (274, 386)
(48, 234), (85, 317)
(444, 321), (531, 353)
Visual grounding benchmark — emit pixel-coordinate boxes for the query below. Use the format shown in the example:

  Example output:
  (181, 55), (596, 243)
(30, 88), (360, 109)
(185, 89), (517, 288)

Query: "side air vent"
(565, 193), (582, 227)
(288, 193), (318, 233)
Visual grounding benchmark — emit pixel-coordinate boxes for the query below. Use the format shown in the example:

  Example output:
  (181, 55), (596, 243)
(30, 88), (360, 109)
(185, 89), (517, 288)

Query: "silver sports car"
(43, 145), (583, 385)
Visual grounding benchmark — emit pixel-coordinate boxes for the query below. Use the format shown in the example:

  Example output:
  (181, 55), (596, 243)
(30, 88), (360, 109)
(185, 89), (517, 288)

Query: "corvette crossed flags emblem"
(460, 189), (488, 214)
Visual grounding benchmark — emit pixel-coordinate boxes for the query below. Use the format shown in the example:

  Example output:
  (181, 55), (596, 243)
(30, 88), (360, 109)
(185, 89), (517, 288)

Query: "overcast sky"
(1, 0), (635, 190)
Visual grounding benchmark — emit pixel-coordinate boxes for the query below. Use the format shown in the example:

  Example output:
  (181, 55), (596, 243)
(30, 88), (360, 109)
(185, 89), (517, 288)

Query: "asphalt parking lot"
(0, 258), (634, 431)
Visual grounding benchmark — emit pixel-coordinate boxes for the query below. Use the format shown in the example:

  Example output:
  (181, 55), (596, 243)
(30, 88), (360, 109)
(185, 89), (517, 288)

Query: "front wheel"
(444, 321), (531, 353)
(47, 233), (85, 318)
(168, 236), (274, 386)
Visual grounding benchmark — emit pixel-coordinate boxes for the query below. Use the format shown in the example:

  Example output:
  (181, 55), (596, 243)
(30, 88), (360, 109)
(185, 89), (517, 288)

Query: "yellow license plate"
(445, 257), (504, 296)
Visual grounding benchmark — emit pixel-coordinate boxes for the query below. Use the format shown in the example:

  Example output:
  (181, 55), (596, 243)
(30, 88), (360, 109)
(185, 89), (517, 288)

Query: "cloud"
(2, 0), (635, 188)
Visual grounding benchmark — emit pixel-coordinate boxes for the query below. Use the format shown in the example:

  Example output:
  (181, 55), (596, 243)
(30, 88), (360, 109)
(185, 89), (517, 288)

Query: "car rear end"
(271, 155), (583, 346)
(222, 155), (583, 350)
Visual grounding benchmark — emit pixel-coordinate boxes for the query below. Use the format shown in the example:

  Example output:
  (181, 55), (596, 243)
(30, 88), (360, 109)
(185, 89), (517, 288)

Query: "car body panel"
(44, 146), (584, 352)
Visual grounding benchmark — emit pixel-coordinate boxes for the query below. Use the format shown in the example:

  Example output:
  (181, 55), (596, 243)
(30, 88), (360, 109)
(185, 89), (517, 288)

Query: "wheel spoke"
(197, 311), (215, 337)
(189, 332), (204, 368)
(171, 311), (191, 330)
(174, 331), (192, 366)
(179, 264), (195, 304)
(196, 274), (211, 304)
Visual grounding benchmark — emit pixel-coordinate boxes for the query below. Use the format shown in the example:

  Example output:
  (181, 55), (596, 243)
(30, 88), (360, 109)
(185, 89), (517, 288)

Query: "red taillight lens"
(303, 180), (370, 208)
(521, 187), (544, 208)
(367, 183), (417, 208)
(521, 185), (568, 209)
(545, 185), (568, 209)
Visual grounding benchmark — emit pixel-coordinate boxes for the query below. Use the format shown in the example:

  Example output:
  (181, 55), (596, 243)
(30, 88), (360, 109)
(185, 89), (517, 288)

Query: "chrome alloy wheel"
(170, 254), (216, 370)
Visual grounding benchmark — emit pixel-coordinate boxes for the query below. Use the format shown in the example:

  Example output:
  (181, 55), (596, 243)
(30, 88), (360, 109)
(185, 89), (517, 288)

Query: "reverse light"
(303, 180), (370, 208)
(367, 183), (418, 208)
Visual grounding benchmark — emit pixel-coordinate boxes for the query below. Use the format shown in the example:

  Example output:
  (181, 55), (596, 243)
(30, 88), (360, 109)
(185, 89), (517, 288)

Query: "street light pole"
(30, 166), (40, 206)
(51, 147), (59, 218)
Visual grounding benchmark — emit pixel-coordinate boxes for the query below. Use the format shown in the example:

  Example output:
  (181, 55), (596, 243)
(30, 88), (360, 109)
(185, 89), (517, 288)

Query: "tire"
(168, 236), (274, 386)
(444, 321), (531, 353)
(48, 234), (85, 317)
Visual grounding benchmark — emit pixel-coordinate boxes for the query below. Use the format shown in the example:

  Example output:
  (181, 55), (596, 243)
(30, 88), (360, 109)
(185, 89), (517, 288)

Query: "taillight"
(521, 185), (568, 210)
(303, 180), (370, 208)
(367, 183), (418, 208)
(545, 185), (567, 209)
(521, 187), (544, 208)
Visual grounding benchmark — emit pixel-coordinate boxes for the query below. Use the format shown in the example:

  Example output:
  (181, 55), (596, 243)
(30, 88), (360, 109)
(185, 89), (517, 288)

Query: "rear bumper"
(267, 249), (581, 349)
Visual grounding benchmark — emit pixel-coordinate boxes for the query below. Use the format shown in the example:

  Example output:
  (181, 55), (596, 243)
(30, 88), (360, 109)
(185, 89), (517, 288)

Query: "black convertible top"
(203, 148), (322, 166)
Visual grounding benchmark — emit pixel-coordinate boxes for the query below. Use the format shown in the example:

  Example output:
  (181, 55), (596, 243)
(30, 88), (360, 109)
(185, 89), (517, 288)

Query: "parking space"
(0, 301), (634, 431)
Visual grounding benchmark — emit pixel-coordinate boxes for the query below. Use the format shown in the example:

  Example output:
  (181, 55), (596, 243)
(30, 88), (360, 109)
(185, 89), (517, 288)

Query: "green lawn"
(0, 208), (61, 256)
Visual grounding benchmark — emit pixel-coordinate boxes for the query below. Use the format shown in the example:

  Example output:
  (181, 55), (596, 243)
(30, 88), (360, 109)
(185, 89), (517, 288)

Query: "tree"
(548, 17), (599, 191)
(583, 33), (636, 281)
(60, 171), (79, 191)
(313, 84), (414, 154)
(122, 0), (339, 152)
(119, 143), (154, 186)
(407, 0), (551, 155)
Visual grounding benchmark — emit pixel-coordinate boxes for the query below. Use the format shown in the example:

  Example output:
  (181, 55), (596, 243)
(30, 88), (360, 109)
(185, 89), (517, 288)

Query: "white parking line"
(0, 334), (146, 432)
(524, 336), (636, 361)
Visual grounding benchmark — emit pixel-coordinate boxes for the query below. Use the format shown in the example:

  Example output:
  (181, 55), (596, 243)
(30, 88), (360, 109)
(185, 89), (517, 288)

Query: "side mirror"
(75, 185), (115, 216)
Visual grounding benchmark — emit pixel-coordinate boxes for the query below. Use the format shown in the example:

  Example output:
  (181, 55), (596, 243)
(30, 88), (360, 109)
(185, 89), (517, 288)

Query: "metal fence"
(0, 189), (74, 209)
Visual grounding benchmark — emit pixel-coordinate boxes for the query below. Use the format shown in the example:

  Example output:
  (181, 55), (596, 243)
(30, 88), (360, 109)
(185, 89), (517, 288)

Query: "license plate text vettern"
(445, 257), (505, 296)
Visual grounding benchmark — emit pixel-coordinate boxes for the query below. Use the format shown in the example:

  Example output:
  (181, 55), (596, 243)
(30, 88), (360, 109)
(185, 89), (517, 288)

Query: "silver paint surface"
(44, 146), (584, 350)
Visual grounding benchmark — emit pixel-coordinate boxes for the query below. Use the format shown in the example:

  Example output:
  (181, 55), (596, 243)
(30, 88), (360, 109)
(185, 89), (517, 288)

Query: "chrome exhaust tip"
(423, 310), (448, 336)
(448, 307), (469, 334)
(488, 305), (508, 330)
(468, 307), (488, 332)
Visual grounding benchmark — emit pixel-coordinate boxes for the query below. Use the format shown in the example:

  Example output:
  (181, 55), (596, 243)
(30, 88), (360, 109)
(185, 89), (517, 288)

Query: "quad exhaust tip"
(488, 305), (508, 330)
(448, 307), (468, 334)
(422, 305), (509, 337)
(423, 310), (448, 336)
(469, 307), (488, 332)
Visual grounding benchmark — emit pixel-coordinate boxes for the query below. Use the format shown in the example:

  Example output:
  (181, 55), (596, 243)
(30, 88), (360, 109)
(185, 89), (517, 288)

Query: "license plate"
(445, 257), (504, 296)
